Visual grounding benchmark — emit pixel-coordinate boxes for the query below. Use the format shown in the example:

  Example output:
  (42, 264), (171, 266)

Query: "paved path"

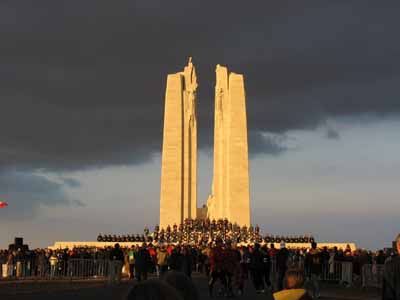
(0, 276), (380, 300)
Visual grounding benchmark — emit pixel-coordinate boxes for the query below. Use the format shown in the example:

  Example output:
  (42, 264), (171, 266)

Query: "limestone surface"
(159, 58), (197, 229)
(207, 65), (251, 226)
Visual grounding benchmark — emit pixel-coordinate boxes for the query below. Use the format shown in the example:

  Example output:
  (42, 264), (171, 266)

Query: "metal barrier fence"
(272, 258), (357, 285)
(1, 258), (385, 288)
(362, 264), (384, 288)
(2, 259), (110, 279)
(321, 261), (353, 283)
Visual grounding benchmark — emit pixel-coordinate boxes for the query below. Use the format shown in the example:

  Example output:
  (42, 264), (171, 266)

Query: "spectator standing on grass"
(181, 246), (193, 278)
(277, 242), (290, 291)
(135, 243), (151, 282)
(157, 244), (169, 276)
(376, 250), (386, 265)
(36, 250), (46, 277)
(306, 242), (322, 299)
(269, 243), (278, 276)
(0, 250), (7, 277)
(208, 238), (228, 297)
(202, 244), (212, 276)
(320, 247), (330, 270)
(223, 240), (239, 297)
(237, 245), (250, 295)
(96, 247), (106, 277)
(261, 244), (272, 290)
(109, 243), (124, 284)
(148, 244), (157, 274)
(382, 234), (400, 300)
(49, 250), (58, 278)
(7, 251), (14, 277)
(124, 248), (131, 279)
(328, 250), (335, 275)
(168, 246), (183, 272)
(250, 243), (265, 293)
(341, 250), (353, 287)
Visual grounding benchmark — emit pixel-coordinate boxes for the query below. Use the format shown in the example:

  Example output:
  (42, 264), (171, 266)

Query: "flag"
(0, 201), (8, 208)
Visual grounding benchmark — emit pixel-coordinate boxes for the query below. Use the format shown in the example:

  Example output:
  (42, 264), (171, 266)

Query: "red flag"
(0, 201), (8, 208)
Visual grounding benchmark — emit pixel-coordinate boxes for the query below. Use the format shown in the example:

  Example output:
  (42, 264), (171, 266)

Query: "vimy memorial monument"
(51, 59), (355, 251)
(160, 59), (250, 228)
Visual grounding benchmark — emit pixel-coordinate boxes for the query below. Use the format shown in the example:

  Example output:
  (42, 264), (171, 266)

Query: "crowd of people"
(104, 236), (399, 300)
(1, 224), (399, 299)
(0, 239), (396, 298)
(97, 218), (316, 245)
(0, 246), (110, 277)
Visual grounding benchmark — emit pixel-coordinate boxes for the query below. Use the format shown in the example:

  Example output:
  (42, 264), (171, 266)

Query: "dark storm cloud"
(248, 132), (289, 157)
(0, 170), (83, 219)
(62, 178), (81, 188)
(326, 128), (340, 140)
(1, 1), (400, 171)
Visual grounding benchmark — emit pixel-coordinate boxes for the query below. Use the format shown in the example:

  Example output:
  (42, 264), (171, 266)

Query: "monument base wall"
(49, 241), (357, 251)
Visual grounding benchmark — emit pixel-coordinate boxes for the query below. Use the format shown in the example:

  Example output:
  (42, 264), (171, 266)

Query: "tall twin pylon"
(160, 58), (250, 229)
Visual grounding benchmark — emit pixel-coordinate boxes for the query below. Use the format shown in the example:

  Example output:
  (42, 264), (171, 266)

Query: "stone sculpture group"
(160, 58), (250, 229)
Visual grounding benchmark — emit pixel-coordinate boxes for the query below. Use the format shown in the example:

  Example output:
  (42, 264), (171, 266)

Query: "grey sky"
(0, 1), (399, 249)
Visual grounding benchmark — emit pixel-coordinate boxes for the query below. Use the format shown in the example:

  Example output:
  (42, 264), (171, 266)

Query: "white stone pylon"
(159, 58), (197, 229)
(207, 65), (250, 226)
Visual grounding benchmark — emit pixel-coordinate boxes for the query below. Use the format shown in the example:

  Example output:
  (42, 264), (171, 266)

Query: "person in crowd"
(36, 249), (47, 277)
(237, 245), (250, 295)
(202, 244), (212, 276)
(126, 278), (183, 300)
(273, 268), (312, 300)
(223, 240), (240, 297)
(320, 247), (330, 269)
(49, 250), (58, 278)
(135, 243), (151, 282)
(306, 242), (322, 299)
(382, 233), (400, 300)
(250, 243), (265, 293)
(269, 243), (278, 258)
(1, 219), (393, 296)
(208, 238), (228, 297)
(376, 250), (386, 265)
(261, 244), (272, 290)
(168, 246), (183, 272)
(277, 241), (290, 291)
(328, 249), (335, 276)
(147, 244), (157, 274)
(123, 249), (131, 280)
(181, 246), (193, 278)
(109, 243), (124, 284)
(157, 244), (169, 277)
(163, 271), (199, 300)
(7, 251), (14, 277)
(128, 245), (136, 280)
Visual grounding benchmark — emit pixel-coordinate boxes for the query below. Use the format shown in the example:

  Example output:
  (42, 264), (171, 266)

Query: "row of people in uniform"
(97, 218), (315, 244)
